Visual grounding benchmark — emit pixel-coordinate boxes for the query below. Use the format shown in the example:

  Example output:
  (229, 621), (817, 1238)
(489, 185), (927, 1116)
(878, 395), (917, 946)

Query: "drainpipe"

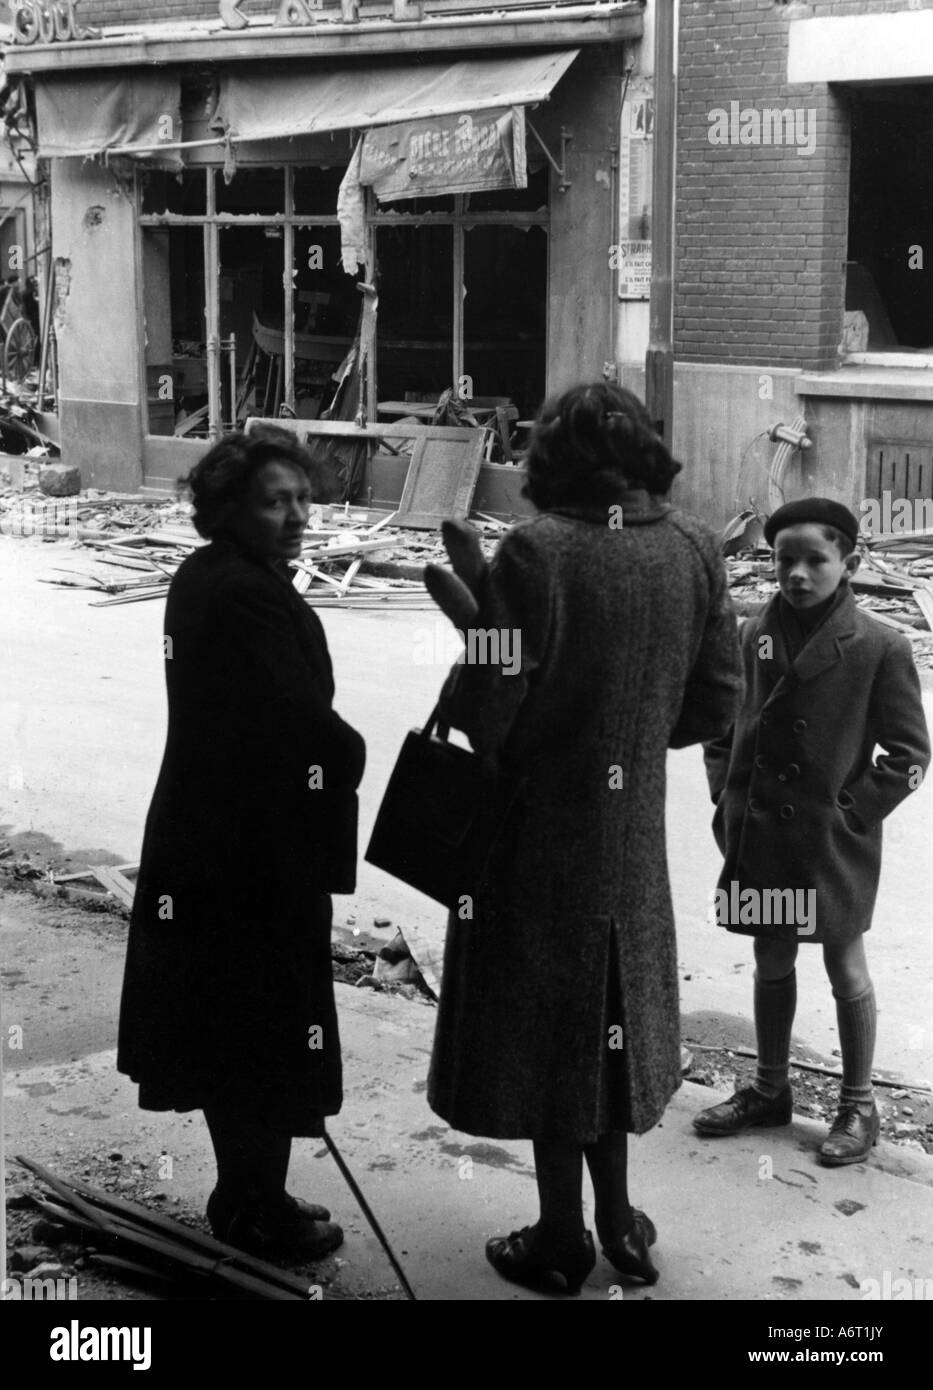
(645, 0), (675, 449)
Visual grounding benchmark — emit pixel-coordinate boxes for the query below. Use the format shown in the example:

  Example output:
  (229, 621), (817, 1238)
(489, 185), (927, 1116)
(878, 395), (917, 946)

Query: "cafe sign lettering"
(218, 0), (424, 28)
(360, 108), (527, 202)
(11, 1), (100, 43)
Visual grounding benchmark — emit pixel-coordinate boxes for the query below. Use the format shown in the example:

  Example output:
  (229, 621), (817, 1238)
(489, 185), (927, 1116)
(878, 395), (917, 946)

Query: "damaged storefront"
(4, 1), (645, 503)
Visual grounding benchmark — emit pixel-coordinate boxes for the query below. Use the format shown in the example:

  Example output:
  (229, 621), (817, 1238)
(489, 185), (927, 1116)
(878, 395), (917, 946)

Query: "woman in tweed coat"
(426, 383), (744, 1294)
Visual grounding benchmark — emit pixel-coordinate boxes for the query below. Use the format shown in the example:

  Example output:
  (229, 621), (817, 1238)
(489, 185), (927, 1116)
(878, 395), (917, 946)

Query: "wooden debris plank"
(863, 527), (933, 547)
(88, 865), (136, 908)
(301, 537), (396, 560)
(53, 862), (138, 885)
(861, 607), (925, 639)
(912, 582), (933, 632)
(90, 553), (166, 571)
(89, 588), (170, 607)
(338, 556), (365, 596)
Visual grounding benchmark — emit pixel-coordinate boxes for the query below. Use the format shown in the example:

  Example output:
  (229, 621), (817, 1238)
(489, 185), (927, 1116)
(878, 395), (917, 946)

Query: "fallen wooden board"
(395, 429), (485, 530)
(301, 537), (397, 561)
(863, 526), (933, 548)
(88, 865), (137, 908)
(861, 607), (925, 639)
(913, 582), (933, 632)
(53, 861), (139, 885)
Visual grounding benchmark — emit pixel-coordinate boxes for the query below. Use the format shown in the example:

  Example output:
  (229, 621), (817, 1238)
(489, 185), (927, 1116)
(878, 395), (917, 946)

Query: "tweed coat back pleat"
(427, 497), (744, 1141)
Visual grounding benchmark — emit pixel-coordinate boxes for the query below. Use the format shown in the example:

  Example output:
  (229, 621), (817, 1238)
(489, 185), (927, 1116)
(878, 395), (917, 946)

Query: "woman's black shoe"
(486, 1225), (596, 1296)
(206, 1188), (341, 1259)
(600, 1210), (659, 1285)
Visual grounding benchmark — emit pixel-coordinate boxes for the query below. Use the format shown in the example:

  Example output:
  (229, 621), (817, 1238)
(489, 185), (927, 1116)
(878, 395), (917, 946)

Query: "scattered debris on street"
(725, 528), (933, 668)
(1, 465), (507, 609)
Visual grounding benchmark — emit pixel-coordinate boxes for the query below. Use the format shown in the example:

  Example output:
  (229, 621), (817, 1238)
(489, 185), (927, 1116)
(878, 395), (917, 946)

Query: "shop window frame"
(137, 164), (549, 439)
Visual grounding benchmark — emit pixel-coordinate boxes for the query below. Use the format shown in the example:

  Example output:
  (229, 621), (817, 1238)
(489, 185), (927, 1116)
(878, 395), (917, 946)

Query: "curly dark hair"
(523, 382), (682, 511)
(183, 426), (331, 539)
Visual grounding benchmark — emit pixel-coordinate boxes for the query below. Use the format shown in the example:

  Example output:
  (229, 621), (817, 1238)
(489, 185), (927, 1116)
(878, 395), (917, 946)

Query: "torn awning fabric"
(33, 71), (183, 169)
(359, 107), (528, 203)
(209, 49), (579, 144)
(338, 106), (528, 274)
(311, 48), (577, 275)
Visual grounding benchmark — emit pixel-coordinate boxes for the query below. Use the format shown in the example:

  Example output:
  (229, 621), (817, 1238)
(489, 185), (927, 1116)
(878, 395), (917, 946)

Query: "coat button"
(793, 719), (807, 733)
(754, 755), (767, 770)
(778, 773), (787, 782)
(748, 798), (762, 812)
(780, 804), (795, 819)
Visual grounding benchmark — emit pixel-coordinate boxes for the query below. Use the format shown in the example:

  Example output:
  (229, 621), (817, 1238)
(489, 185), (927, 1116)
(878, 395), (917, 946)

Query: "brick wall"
(675, 0), (933, 372)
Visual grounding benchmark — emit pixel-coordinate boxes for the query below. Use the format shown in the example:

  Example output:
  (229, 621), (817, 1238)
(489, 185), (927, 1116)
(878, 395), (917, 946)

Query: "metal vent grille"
(865, 441), (933, 502)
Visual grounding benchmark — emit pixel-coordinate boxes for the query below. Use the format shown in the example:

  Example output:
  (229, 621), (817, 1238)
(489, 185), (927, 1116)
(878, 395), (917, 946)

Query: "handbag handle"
(422, 703), (451, 743)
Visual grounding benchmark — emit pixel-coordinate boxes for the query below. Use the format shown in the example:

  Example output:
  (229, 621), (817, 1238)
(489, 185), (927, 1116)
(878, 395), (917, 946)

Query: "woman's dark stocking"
(531, 1139), (586, 1245)
(583, 1131), (633, 1247)
(204, 1105), (291, 1208)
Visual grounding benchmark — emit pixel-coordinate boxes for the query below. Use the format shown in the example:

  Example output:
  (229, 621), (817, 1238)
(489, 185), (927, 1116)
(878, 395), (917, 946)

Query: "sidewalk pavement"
(5, 980), (932, 1302)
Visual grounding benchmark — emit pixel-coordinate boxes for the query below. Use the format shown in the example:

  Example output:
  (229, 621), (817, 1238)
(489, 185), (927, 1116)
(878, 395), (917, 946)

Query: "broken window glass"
(214, 167), (285, 217)
(463, 223), (547, 420)
(293, 224), (361, 419)
(293, 165), (348, 217)
(140, 169), (207, 217)
(374, 223), (454, 406)
(465, 166), (549, 214)
(220, 224), (284, 423)
(141, 226), (206, 436)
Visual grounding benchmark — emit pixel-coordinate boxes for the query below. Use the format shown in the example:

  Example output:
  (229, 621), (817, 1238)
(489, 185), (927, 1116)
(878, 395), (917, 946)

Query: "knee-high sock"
(753, 970), (797, 1098)
(835, 984), (876, 1108)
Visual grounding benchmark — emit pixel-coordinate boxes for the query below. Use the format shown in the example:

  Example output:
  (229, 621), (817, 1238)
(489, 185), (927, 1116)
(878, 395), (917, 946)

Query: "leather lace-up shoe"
(693, 1084), (793, 1136)
(819, 1102), (880, 1167)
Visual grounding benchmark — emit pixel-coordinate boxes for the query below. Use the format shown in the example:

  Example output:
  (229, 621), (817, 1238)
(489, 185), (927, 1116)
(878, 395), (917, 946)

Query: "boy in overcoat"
(696, 498), (930, 1164)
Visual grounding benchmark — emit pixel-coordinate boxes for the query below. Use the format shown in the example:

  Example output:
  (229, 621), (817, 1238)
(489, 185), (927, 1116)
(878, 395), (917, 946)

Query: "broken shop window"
(141, 226), (207, 437)
(140, 169), (206, 218)
(375, 222), (454, 404)
(139, 161), (549, 436)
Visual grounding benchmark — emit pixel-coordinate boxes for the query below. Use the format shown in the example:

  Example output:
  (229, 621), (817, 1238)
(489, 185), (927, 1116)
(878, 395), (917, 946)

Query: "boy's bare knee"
(823, 939), (871, 997)
(754, 937), (798, 979)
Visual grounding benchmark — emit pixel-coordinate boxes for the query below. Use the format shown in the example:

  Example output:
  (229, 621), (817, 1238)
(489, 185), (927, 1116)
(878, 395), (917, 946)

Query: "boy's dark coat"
(704, 587), (930, 944)
(117, 540), (365, 1132)
(427, 499), (744, 1140)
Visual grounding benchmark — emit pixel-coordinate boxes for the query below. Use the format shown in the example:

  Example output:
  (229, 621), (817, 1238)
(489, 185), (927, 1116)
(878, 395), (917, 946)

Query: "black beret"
(764, 498), (859, 549)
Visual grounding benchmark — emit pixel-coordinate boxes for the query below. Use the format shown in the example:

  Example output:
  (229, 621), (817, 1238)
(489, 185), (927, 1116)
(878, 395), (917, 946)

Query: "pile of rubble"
(1, 464), (505, 609)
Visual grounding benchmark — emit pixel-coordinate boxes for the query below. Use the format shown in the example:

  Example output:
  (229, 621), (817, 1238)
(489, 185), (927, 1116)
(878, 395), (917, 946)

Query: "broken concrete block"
(9, 1244), (49, 1272)
(1, 453), (26, 489)
(24, 1262), (70, 1281)
(31, 1216), (67, 1245)
(5, 1183), (35, 1209)
(38, 463), (81, 497)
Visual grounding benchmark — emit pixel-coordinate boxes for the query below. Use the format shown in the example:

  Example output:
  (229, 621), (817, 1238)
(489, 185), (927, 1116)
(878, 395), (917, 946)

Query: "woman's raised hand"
(423, 519), (488, 629)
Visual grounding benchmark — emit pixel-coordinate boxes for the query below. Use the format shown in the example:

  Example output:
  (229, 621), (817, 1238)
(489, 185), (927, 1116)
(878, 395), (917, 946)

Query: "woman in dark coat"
(117, 426), (365, 1258)
(426, 383), (744, 1294)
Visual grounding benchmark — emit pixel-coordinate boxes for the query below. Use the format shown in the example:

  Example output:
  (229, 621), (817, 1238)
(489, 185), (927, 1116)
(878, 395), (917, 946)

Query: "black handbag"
(365, 704), (519, 910)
